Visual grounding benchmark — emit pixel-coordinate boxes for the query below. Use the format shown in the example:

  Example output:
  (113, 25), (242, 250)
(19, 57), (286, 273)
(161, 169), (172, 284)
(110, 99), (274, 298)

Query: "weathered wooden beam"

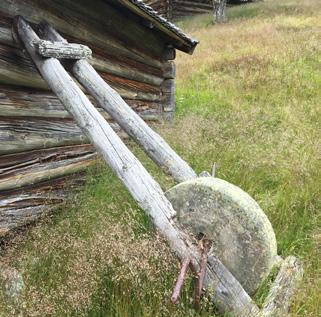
(0, 118), (87, 155)
(162, 78), (175, 114)
(0, 85), (163, 122)
(0, 152), (96, 192)
(0, 86), (163, 120)
(16, 16), (259, 316)
(40, 22), (196, 183)
(0, 42), (161, 101)
(0, 144), (95, 178)
(36, 40), (92, 59)
(0, 24), (164, 87)
(262, 256), (303, 317)
(0, 0), (165, 67)
(0, 174), (86, 236)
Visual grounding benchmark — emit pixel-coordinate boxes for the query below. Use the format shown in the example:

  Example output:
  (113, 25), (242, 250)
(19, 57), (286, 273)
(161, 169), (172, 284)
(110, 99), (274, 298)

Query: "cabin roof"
(110, 0), (199, 54)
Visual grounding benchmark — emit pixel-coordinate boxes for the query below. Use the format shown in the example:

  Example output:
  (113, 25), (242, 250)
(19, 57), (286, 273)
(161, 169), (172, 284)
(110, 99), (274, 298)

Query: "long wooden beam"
(39, 22), (197, 183)
(15, 16), (259, 316)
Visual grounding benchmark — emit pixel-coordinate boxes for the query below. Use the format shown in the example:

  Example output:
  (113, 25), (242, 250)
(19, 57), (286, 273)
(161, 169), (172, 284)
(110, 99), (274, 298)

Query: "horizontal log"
(0, 0), (165, 68)
(0, 85), (163, 122)
(89, 56), (164, 86)
(173, 0), (213, 10)
(0, 22), (165, 83)
(0, 118), (88, 155)
(0, 144), (95, 179)
(0, 86), (163, 120)
(99, 72), (160, 95)
(0, 26), (16, 47)
(37, 40), (92, 59)
(0, 174), (86, 236)
(0, 117), (128, 154)
(0, 43), (162, 101)
(0, 152), (97, 192)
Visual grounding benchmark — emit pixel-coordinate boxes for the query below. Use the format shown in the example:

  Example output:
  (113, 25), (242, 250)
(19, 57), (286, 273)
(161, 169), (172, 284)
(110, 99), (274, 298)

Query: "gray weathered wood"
(162, 61), (176, 79)
(213, 0), (227, 23)
(0, 153), (96, 192)
(162, 78), (175, 113)
(0, 175), (86, 236)
(37, 40), (92, 59)
(40, 22), (196, 183)
(262, 256), (303, 317)
(16, 16), (259, 316)
(0, 0), (165, 68)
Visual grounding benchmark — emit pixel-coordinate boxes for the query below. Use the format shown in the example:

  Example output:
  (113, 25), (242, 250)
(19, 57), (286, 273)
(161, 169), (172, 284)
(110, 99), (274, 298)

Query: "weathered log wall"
(145, 0), (212, 19)
(0, 0), (178, 235)
(145, 0), (254, 20)
(144, 0), (171, 18)
(172, 0), (213, 19)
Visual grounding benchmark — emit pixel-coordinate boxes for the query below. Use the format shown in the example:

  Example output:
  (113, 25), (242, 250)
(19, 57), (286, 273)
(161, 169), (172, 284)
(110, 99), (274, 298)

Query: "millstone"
(165, 177), (278, 295)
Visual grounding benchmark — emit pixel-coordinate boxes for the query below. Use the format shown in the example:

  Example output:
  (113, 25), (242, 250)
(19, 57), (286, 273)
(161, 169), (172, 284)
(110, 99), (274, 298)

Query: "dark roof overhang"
(109, 0), (199, 54)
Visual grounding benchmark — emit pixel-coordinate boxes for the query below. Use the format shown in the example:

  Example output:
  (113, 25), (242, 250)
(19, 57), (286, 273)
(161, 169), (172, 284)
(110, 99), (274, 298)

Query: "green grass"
(1, 0), (320, 316)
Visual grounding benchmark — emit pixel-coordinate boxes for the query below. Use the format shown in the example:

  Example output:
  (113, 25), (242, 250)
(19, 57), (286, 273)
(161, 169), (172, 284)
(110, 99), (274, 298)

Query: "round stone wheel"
(165, 177), (278, 295)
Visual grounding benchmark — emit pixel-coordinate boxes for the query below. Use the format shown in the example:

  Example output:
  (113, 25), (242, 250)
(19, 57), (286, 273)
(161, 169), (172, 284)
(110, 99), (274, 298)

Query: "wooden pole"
(262, 256), (303, 317)
(14, 16), (259, 316)
(38, 22), (197, 184)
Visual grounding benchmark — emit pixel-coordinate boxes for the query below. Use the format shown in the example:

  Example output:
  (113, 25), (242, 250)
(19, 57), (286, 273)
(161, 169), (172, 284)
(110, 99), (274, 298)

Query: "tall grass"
(0, 0), (320, 316)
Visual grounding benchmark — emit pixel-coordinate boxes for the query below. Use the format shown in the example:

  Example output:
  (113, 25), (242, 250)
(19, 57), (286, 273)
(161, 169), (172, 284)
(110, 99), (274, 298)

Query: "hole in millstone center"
(196, 232), (205, 241)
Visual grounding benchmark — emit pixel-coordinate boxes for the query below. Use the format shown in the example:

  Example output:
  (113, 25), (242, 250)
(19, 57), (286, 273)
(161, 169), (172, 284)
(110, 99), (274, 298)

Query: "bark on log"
(261, 256), (303, 317)
(40, 22), (196, 183)
(37, 40), (92, 59)
(15, 16), (259, 316)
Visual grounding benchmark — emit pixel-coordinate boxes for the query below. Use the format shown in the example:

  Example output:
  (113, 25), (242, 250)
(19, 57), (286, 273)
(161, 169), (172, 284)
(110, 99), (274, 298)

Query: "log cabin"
(144, 0), (254, 20)
(0, 0), (198, 236)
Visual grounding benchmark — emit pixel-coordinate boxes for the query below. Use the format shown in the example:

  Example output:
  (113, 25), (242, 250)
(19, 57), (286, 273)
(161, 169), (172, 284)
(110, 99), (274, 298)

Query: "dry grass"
(0, 0), (320, 316)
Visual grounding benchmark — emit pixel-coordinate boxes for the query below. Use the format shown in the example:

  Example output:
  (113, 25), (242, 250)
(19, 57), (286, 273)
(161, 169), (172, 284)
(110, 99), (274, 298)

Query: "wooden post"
(262, 256), (303, 317)
(213, 0), (227, 23)
(15, 16), (259, 316)
(38, 21), (196, 184)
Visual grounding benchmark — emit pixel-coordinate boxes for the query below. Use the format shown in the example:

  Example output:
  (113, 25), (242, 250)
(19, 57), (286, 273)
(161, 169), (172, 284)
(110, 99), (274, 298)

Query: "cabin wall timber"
(145, 0), (212, 19)
(145, 0), (254, 20)
(0, 0), (196, 236)
(144, 0), (171, 18)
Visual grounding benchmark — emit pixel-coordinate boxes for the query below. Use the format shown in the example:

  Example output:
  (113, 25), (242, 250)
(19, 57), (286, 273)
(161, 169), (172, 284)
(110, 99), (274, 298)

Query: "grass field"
(0, 0), (320, 316)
